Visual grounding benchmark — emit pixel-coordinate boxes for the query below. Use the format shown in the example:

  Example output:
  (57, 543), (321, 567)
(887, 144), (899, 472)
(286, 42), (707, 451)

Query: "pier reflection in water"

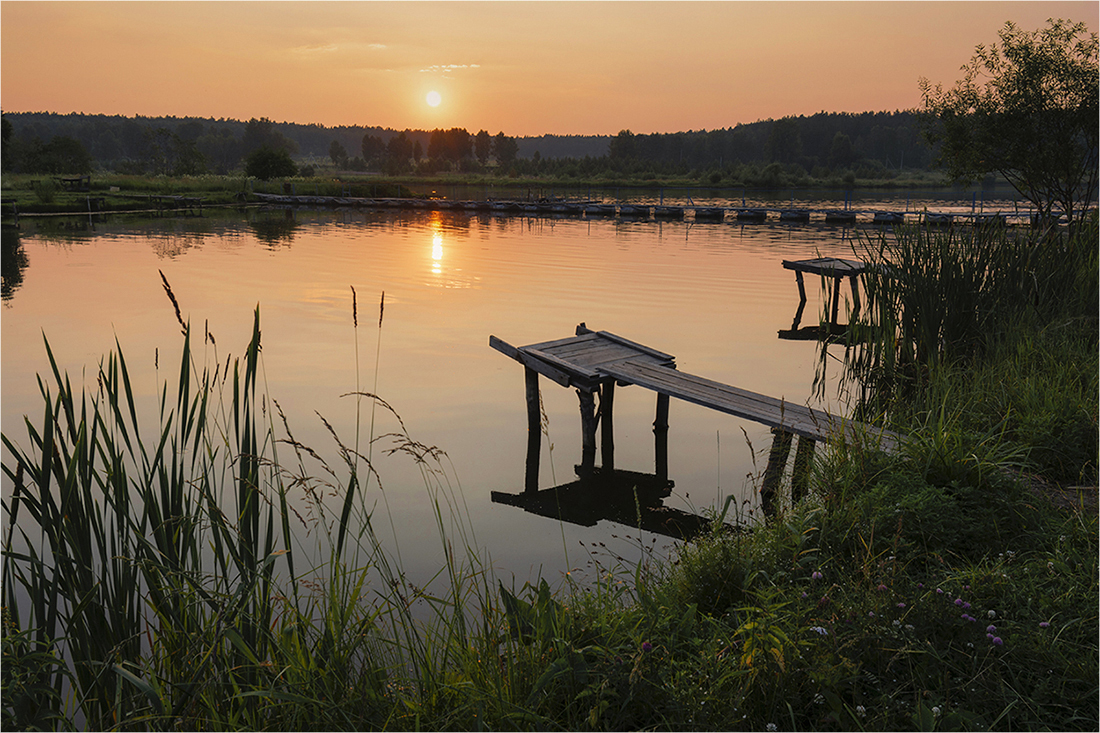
(492, 467), (714, 541)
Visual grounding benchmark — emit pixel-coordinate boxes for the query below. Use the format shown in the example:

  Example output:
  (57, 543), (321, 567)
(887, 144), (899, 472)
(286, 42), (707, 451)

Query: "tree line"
(1, 109), (935, 182)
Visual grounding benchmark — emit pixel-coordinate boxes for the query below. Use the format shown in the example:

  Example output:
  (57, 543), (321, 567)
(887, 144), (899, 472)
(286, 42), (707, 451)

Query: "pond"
(0, 187), (1025, 587)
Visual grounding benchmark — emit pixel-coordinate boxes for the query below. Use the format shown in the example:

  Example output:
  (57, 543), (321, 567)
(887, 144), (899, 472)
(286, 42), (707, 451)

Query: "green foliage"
(245, 145), (298, 180)
(845, 219), (1098, 411)
(920, 18), (1099, 224)
(30, 178), (57, 204)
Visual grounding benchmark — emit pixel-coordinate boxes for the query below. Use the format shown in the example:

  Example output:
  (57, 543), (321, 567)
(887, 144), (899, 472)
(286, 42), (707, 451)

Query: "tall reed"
(841, 217), (1099, 420)
(1, 282), (498, 728)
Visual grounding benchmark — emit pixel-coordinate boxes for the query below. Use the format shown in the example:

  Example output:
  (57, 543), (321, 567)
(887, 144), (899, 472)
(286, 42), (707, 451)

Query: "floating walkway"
(251, 192), (1032, 227)
(490, 324), (902, 516)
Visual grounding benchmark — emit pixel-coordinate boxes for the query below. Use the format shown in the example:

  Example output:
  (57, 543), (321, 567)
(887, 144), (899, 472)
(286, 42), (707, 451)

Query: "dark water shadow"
(492, 467), (714, 541)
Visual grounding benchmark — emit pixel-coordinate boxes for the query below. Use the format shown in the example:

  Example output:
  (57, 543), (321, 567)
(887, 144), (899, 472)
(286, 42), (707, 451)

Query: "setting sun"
(426, 90), (441, 108)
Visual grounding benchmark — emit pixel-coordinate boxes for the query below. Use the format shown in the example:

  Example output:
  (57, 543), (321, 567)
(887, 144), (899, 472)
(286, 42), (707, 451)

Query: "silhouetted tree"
(1, 116), (13, 172)
(24, 135), (94, 174)
(361, 134), (385, 164)
(920, 18), (1099, 224)
(766, 117), (803, 165)
(608, 129), (637, 161)
(427, 128), (472, 166)
(828, 131), (856, 169)
(329, 140), (348, 166)
(493, 132), (518, 166)
(242, 117), (297, 156)
(474, 129), (492, 165)
(245, 145), (297, 180)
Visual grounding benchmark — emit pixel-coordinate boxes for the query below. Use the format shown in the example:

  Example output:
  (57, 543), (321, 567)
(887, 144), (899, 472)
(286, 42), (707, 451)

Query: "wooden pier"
(490, 324), (901, 517)
(781, 257), (866, 337)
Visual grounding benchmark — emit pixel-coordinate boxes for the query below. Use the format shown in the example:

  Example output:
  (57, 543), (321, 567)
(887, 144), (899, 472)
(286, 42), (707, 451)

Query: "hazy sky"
(2, 1), (1096, 136)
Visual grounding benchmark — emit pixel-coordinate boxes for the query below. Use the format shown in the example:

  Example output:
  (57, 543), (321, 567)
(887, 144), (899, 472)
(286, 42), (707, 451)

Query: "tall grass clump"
(0, 288), (504, 729)
(841, 216), (1098, 483)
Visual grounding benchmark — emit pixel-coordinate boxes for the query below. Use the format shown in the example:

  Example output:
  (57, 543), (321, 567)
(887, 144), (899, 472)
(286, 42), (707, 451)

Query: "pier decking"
(490, 324), (902, 516)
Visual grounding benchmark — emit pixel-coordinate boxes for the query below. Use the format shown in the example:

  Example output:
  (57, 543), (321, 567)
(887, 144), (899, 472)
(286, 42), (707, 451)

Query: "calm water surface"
(0, 190), (1022, 586)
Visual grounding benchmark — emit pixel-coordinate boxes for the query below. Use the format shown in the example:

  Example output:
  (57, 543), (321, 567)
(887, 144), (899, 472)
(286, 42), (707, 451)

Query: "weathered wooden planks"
(490, 325), (902, 512)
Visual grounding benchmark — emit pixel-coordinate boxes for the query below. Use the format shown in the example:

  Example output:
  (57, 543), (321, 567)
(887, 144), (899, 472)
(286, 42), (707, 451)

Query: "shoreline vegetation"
(3, 216), (1096, 730)
(0, 170), (972, 219)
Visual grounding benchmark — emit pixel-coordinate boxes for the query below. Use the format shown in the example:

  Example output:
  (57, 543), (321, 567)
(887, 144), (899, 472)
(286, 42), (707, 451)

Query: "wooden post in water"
(600, 379), (616, 472)
(829, 275), (842, 328)
(791, 436), (816, 504)
(578, 388), (598, 476)
(524, 368), (541, 493)
(761, 428), (793, 517)
(848, 274), (861, 320)
(654, 393), (670, 482)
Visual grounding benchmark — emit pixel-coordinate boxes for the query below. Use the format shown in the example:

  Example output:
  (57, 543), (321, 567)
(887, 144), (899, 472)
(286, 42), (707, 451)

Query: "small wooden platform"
(781, 257), (866, 333)
(491, 324), (901, 516)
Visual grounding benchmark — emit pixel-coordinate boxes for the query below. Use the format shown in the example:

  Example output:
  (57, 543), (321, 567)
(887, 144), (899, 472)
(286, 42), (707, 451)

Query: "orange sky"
(2, 1), (1096, 136)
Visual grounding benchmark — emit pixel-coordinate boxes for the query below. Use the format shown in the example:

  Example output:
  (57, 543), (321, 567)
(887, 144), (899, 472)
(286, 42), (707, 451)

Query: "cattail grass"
(159, 269), (187, 337)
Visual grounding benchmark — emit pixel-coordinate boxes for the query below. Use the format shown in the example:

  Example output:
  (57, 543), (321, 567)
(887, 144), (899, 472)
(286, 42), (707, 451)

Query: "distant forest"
(1, 110), (935, 183)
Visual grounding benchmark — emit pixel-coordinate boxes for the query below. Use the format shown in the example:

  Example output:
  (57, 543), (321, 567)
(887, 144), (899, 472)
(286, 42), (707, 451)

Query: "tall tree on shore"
(474, 129), (492, 165)
(492, 132), (518, 167)
(329, 140), (348, 166)
(919, 18), (1099, 225)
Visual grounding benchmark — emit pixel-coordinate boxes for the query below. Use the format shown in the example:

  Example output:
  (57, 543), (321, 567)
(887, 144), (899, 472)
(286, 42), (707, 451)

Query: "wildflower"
(766, 724), (778, 732)
(987, 610), (996, 619)
(932, 706), (942, 717)
(877, 584), (887, 591)
(961, 614), (975, 622)
(812, 571), (823, 581)
(954, 598), (964, 606)
(801, 592), (808, 599)
(814, 694), (824, 705)
(896, 602), (906, 608)
(856, 705), (866, 718)
(1039, 621), (1050, 629)
(641, 641), (653, 653)
(868, 611), (875, 618)
(991, 636), (1003, 646)
(936, 588), (944, 594)
(904, 624), (915, 631)
(986, 624), (996, 633)
(892, 620), (901, 627)
(810, 626), (828, 636)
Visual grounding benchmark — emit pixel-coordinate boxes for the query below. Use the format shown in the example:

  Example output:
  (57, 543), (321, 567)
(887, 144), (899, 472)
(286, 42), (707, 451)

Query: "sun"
(426, 90), (442, 107)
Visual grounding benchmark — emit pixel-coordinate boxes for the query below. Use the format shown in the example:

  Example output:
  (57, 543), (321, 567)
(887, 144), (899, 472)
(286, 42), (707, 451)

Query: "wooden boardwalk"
(491, 324), (902, 515)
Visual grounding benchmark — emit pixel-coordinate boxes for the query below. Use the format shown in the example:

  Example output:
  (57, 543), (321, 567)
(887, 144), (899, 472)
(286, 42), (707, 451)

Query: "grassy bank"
(3, 221), (1097, 730)
(0, 169), (959, 218)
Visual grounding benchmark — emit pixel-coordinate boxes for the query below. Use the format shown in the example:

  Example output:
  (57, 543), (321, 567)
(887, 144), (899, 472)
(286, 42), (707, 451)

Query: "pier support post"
(829, 275), (842, 328)
(848, 275), (861, 321)
(600, 379), (616, 473)
(524, 368), (541, 493)
(577, 388), (598, 477)
(794, 270), (807, 304)
(791, 437), (816, 504)
(654, 393), (670, 482)
(761, 428), (793, 518)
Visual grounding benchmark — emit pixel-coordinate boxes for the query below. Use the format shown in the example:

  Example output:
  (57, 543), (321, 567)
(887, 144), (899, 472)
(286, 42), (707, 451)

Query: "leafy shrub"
(31, 178), (57, 203)
(244, 145), (297, 180)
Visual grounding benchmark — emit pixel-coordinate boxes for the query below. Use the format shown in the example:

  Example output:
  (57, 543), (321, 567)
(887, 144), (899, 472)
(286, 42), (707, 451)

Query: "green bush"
(30, 178), (57, 203)
(245, 145), (297, 180)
